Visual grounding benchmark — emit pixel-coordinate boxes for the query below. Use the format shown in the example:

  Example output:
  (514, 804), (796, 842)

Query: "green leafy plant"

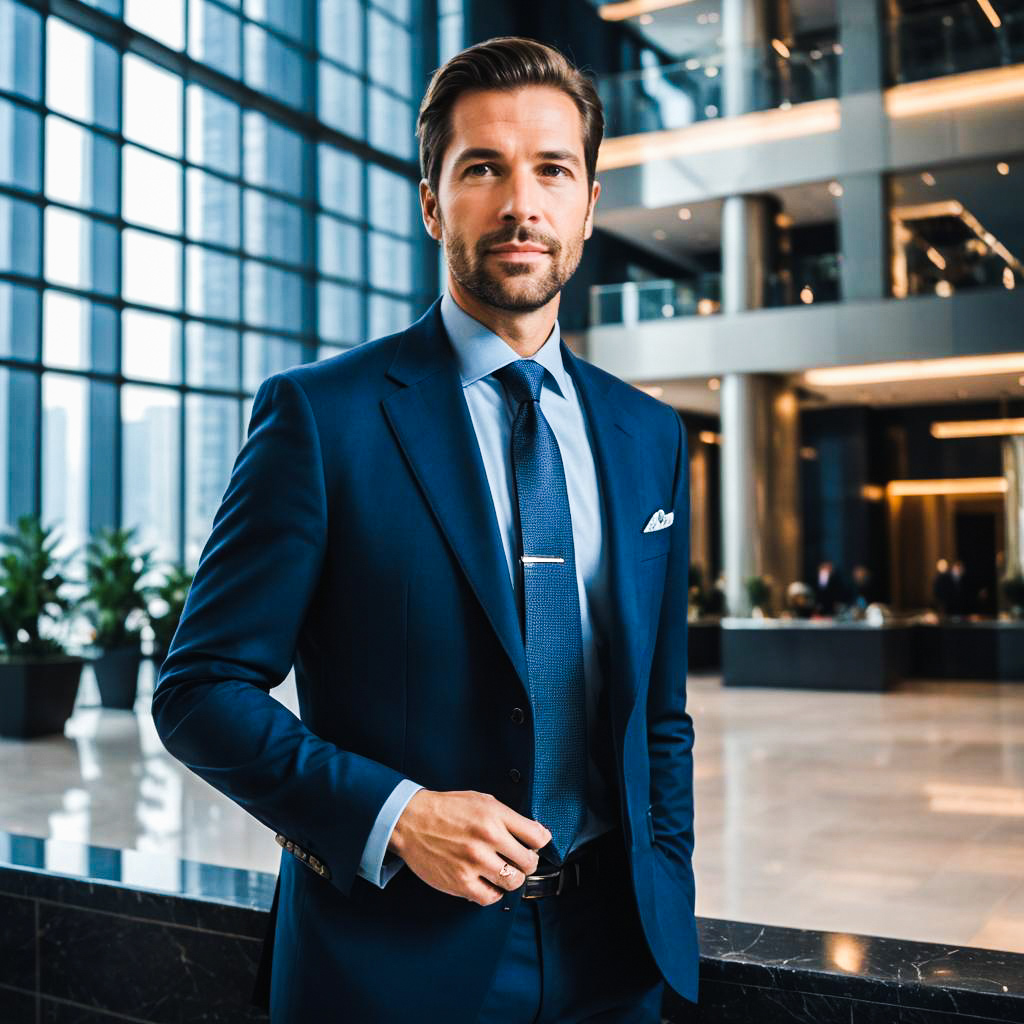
(745, 574), (772, 614)
(0, 516), (73, 658)
(149, 564), (194, 658)
(1002, 576), (1024, 612)
(81, 527), (155, 651)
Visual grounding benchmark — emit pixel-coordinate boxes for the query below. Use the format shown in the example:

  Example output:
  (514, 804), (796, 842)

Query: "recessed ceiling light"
(677, 207), (692, 221)
(997, 161), (1010, 175)
(921, 172), (936, 186)
(639, 13), (653, 24)
(936, 280), (953, 297)
(652, 228), (667, 240)
(707, 11), (719, 23)
(685, 58), (701, 71)
(828, 181), (843, 197)
(708, 377), (721, 392)
(800, 286), (814, 304)
(704, 65), (719, 78)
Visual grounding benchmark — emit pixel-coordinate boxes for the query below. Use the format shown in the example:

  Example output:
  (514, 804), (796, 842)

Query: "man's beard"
(440, 213), (587, 313)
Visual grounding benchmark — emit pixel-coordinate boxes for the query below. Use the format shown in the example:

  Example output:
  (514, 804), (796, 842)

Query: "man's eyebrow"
(451, 147), (583, 167)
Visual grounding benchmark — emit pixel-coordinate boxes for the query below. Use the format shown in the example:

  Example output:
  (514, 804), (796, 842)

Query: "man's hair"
(417, 37), (604, 197)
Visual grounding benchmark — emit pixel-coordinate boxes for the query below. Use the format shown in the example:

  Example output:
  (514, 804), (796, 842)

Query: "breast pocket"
(639, 524), (672, 561)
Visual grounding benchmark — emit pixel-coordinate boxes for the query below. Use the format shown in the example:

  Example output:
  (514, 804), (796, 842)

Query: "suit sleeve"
(152, 372), (407, 897)
(646, 411), (695, 900)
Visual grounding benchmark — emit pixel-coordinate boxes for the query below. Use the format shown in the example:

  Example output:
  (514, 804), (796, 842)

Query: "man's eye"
(467, 163), (494, 176)
(541, 165), (569, 177)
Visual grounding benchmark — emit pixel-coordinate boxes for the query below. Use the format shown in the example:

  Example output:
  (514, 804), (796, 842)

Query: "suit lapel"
(561, 344), (646, 720)
(382, 301), (529, 692)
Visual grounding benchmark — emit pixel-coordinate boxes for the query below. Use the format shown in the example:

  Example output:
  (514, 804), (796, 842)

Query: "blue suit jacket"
(152, 298), (698, 1021)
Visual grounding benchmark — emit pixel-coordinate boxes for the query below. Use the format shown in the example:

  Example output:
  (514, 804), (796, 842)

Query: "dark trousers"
(476, 832), (665, 1023)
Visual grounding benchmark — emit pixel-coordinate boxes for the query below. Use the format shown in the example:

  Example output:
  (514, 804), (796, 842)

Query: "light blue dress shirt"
(356, 291), (617, 888)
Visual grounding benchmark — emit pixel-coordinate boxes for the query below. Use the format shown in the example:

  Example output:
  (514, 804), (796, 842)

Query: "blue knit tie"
(495, 359), (587, 865)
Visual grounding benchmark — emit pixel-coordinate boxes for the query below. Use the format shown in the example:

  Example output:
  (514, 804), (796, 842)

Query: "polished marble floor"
(2, 665), (1024, 954)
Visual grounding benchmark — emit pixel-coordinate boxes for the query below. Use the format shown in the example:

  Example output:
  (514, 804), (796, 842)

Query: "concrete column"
(722, 195), (772, 314)
(722, 0), (769, 119)
(721, 374), (801, 616)
(837, 0), (888, 302)
(1003, 436), (1024, 582)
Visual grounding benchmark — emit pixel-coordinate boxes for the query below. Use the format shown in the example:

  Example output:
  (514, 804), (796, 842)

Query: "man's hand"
(388, 790), (551, 906)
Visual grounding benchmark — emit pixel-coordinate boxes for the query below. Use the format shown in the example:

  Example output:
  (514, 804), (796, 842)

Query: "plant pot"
(93, 645), (143, 710)
(0, 656), (84, 739)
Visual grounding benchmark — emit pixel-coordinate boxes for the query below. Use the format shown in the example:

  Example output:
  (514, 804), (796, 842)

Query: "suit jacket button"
(508, 768), (522, 783)
(510, 707), (525, 725)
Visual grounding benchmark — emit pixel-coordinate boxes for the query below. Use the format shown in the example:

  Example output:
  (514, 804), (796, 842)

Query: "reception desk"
(911, 620), (1024, 681)
(722, 618), (911, 691)
(1, 828), (1020, 1023)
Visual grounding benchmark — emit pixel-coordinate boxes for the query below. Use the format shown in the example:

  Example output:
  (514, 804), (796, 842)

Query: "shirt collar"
(440, 290), (570, 399)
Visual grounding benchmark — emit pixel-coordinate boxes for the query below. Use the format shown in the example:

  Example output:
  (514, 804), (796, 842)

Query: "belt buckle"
(522, 865), (564, 900)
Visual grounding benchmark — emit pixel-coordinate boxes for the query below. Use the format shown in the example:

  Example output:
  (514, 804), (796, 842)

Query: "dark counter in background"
(1, 829), (1021, 1023)
(721, 618), (912, 691)
(911, 620), (1024, 681)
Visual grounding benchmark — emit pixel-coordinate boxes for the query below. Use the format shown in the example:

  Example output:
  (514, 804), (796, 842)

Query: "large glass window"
(0, 0), (434, 565)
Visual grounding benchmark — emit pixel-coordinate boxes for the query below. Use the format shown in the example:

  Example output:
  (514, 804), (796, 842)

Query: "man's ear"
(420, 179), (442, 243)
(583, 178), (601, 241)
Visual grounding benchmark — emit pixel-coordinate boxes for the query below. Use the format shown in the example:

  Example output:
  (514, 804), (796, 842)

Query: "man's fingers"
(486, 853), (526, 891)
(503, 808), (552, 851)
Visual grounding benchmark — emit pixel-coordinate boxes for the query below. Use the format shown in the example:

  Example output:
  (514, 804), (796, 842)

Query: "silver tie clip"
(521, 555), (565, 564)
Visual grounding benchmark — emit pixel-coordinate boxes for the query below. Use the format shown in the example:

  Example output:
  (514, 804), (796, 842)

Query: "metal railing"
(589, 276), (721, 327)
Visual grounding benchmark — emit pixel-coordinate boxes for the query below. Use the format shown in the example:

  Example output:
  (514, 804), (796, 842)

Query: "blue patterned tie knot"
(495, 359), (545, 405)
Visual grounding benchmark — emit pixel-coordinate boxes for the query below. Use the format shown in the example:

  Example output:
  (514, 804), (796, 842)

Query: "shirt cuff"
(356, 778), (424, 889)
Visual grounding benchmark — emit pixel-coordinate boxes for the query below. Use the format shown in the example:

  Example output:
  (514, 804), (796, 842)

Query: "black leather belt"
(522, 829), (624, 899)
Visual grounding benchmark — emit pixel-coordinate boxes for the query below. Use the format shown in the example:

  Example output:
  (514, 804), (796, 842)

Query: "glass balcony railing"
(767, 253), (842, 308)
(598, 46), (839, 139)
(589, 257), (841, 328)
(589, 276), (721, 327)
(889, 0), (1024, 85)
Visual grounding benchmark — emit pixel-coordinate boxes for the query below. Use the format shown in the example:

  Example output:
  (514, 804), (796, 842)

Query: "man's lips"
(488, 245), (551, 260)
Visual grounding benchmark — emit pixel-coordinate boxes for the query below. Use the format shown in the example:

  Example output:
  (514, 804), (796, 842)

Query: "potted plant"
(80, 526), (154, 710)
(1002, 576), (1024, 619)
(745, 575), (772, 617)
(148, 564), (194, 668)
(0, 516), (83, 739)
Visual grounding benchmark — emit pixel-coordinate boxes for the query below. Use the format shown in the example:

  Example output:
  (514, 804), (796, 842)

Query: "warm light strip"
(861, 485), (886, 501)
(698, 431), (721, 445)
(886, 65), (1024, 118)
(803, 353), (1024, 387)
(887, 478), (1008, 496)
(976, 0), (1002, 29)
(598, 0), (695, 20)
(597, 99), (840, 171)
(931, 418), (1024, 439)
(892, 201), (964, 221)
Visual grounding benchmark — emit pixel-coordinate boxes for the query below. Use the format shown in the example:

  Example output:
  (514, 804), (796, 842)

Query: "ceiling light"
(997, 161), (1010, 175)
(804, 353), (1024, 387)
(921, 171), (936, 186)
(861, 485), (885, 502)
(932, 419), (1024, 438)
(652, 228), (667, 240)
(1005, 267), (1017, 289)
(698, 430), (720, 445)
(887, 478), (1007, 497)
(685, 57), (701, 71)
(832, 43), (843, 54)
(707, 11), (719, 23)
(771, 39), (791, 59)
(597, 0), (697, 22)
(696, 298), (716, 315)
(887, 65), (1024, 118)
(925, 246), (946, 270)
(976, 0), (1002, 29)
(827, 180), (843, 197)
(935, 280), (953, 297)
(597, 100), (841, 171)
(799, 285), (814, 304)
(708, 377), (721, 391)
(696, 11), (708, 24)
(704, 65), (719, 78)
(775, 212), (793, 228)
(677, 207), (692, 221)
(810, 49), (822, 60)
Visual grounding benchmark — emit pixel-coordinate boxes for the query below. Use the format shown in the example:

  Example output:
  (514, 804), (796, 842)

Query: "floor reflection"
(2, 666), (1024, 952)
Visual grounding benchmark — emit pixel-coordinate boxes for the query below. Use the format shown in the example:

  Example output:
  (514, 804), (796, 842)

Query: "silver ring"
(498, 862), (515, 878)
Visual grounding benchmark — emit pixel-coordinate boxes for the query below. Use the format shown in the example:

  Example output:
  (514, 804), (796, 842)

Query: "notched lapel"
(383, 305), (529, 692)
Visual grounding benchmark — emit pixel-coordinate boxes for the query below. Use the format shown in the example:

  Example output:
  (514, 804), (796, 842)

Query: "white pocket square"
(643, 509), (674, 533)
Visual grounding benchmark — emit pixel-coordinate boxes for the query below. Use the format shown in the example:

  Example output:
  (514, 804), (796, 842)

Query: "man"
(153, 36), (697, 1023)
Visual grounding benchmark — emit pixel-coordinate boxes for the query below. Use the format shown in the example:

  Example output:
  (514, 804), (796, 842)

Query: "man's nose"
(498, 169), (541, 224)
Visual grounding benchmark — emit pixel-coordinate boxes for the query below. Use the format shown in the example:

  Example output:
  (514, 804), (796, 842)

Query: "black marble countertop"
(2, 828), (1022, 1020)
